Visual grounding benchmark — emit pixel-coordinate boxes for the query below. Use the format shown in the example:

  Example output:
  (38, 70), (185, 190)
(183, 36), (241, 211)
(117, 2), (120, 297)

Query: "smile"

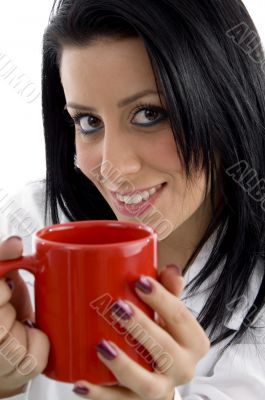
(110, 183), (167, 217)
(114, 183), (164, 205)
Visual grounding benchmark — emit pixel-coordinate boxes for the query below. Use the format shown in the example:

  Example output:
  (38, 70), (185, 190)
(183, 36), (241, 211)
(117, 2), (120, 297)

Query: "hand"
(72, 264), (210, 400)
(0, 237), (50, 398)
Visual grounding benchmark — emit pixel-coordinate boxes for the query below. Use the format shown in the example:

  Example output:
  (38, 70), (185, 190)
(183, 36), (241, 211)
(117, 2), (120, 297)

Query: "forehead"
(60, 37), (158, 101)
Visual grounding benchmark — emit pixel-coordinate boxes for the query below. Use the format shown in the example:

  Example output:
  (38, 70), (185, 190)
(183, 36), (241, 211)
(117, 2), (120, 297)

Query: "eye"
(72, 113), (102, 135)
(131, 104), (168, 126)
(71, 103), (168, 137)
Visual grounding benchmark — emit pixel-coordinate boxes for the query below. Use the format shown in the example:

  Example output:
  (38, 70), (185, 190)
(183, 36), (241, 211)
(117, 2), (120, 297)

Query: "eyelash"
(129, 102), (168, 122)
(71, 102), (168, 136)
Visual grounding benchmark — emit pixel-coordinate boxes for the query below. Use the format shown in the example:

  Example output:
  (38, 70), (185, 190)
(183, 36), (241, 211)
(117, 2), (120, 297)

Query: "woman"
(0, 0), (265, 398)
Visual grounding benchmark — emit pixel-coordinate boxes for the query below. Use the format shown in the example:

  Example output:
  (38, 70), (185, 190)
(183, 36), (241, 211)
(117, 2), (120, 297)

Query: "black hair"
(42, 0), (265, 350)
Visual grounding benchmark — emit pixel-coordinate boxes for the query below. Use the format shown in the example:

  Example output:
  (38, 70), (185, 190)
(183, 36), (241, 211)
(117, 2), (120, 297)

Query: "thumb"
(156, 264), (185, 328)
(158, 264), (184, 297)
(0, 237), (34, 322)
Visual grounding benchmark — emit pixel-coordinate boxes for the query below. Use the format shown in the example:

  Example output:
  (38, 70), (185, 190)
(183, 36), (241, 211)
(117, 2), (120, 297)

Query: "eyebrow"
(66, 89), (163, 112)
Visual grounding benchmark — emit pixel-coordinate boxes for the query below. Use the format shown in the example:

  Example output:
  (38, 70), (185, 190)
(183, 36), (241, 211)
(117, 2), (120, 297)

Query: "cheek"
(142, 129), (182, 171)
(176, 172), (209, 225)
(75, 136), (103, 185)
(75, 129), (182, 181)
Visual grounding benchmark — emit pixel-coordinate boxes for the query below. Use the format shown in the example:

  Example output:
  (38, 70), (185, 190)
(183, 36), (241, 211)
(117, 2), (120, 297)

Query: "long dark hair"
(42, 0), (265, 349)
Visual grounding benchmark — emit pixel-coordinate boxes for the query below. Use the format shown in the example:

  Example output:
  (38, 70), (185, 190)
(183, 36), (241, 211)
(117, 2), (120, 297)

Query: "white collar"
(180, 229), (263, 331)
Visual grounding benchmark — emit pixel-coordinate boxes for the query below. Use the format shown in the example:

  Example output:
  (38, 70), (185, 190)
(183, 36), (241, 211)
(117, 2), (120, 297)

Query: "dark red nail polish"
(96, 339), (117, 360)
(166, 264), (182, 276)
(73, 384), (90, 395)
(135, 276), (153, 294)
(111, 299), (133, 320)
(5, 278), (14, 291)
(23, 320), (36, 328)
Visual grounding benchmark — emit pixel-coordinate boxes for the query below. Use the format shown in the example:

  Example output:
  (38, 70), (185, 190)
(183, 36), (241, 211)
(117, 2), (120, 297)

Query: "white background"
(0, 0), (264, 194)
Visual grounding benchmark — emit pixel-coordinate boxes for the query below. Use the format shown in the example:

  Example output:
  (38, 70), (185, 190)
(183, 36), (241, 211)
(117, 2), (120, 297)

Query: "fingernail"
(135, 275), (153, 294)
(111, 299), (133, 320)
(2, 236), (22, 243)
(5, 278), (14, 291)
(96, 339), (118, 360)
(23, 320), (36, 328)
(73, 383), (90, 395)
(166, 264), (182, 276)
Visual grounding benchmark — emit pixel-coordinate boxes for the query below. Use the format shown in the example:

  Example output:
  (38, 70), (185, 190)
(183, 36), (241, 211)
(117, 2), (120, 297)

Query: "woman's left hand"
(72, 264), (210, 400)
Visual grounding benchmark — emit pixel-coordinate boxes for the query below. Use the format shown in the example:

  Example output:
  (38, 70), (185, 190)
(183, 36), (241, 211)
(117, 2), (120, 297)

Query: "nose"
(100, 129), (142, 191)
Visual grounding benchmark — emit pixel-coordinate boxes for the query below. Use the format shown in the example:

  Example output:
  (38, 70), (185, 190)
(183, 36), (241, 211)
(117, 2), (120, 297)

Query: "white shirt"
(0, 179), (264, 400)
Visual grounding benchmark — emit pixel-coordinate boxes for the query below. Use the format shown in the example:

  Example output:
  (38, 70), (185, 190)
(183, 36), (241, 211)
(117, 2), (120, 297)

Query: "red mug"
(0, 220), (158, 384)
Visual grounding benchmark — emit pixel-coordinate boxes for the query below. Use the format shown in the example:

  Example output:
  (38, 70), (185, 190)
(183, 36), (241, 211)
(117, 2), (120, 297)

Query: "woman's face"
(60, 37), (210, 241)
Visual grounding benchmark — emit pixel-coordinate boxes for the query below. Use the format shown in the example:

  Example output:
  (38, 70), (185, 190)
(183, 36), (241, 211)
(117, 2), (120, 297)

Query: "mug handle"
(0, 256), (38, 277)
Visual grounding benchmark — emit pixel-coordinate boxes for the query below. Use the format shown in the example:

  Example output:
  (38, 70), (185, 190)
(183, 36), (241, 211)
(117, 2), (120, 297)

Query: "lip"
(110, 182), (167, 217)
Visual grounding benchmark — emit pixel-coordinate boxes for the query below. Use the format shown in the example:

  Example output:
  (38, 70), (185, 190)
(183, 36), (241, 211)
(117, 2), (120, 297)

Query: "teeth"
(130, 194), (143, 204)
(141, 191), (150, 200)
(116, 184), (162, 205)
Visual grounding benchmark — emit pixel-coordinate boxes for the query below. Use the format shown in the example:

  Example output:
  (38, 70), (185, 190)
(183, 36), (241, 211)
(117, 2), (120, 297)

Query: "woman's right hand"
(0, 236), (50, 398)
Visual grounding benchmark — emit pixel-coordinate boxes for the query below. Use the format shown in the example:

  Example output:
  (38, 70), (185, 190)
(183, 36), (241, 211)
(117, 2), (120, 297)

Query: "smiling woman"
(1, 0), (265, 399)
(59, 38), (212, 253)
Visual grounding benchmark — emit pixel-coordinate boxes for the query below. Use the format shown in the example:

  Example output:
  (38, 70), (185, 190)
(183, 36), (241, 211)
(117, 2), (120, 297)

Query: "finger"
(2, 323), (50, 389)
(0, 237), (27, 318)
(73, 381), (135, 400)
(0, 237), (34, 322)
(22, 325), (50, 379)
(0, 321), (31, 391)
(0, 279), (13, 306)
(9, 273), (34, 322)
(0, 303), (17, 340)
(0, 274), (34, 326)
(0, 320), (28, 376)
(111, 299), (177, 374)
(158, 264), (184, 297)
(134, 276), (210, 356)
(0, 237), (23, 261)
(157, 264), (185, 327)
(90, 340), (170, 400)
(110, 302), (196, 384)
